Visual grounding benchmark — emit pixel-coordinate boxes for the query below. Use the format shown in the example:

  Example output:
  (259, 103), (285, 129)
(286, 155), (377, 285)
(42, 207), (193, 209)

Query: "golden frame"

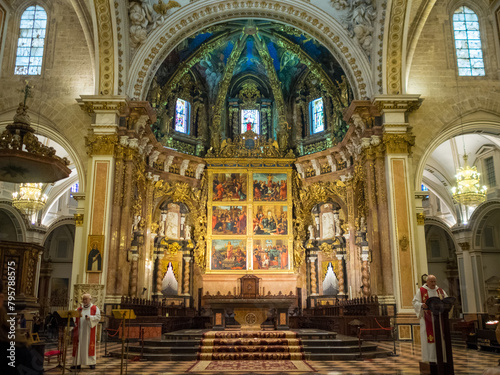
(207, 167), (293, 273)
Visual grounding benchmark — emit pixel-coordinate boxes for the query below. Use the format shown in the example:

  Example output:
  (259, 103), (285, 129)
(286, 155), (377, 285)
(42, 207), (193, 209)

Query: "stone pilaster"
(373, 94), (422, 313)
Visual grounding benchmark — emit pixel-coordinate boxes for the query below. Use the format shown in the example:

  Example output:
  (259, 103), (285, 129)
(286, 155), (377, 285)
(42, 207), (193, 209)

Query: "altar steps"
(109, 329), (391, 361)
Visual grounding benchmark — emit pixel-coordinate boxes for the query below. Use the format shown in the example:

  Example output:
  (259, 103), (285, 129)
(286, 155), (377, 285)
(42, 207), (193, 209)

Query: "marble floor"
(40, 340), (500, 374)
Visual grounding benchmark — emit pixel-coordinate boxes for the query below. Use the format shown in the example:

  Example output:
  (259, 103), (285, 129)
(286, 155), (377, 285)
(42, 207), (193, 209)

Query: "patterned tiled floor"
(41, 340), (500, 374)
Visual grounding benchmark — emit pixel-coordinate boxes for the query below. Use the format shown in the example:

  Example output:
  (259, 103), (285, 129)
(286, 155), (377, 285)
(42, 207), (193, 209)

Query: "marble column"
(414, 192), (429, 281)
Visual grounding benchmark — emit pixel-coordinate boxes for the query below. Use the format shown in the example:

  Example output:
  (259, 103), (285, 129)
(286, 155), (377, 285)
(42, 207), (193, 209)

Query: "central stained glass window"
(241, 109), (260, 134)
(311, 98), (325, 134)
(175, 99), (190, 134)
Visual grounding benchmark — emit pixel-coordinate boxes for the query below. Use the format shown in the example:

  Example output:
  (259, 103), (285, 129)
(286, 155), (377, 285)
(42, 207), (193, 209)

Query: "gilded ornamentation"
(383, 133), (415, 154)
(74, 214), (84, 226)
(238, 82), (261, 109)
(166, 241), (181, 255)
(319, 242), (337, 257)
(292, 172), (347, 269)
(73, 283), (105, 310)
(85, 134), (119, 156)
(386, 0), (408, 95)
(154, 175), (208, 269)
(94, 0), (115, 95)
(416, 213), (425, 225)
(205, 130), (293, 159)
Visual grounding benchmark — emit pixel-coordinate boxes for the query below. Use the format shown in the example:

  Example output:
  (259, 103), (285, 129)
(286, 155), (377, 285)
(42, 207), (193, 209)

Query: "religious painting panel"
(211, 239), (247, 271)
(253, 205), (288, 235)
(252, 173), (287, 201)
(212, 173), (248, 202)
(50, 278), (69, 307)
(253, 239), (289, 270)
(86, 235), (104, 273)
(212, 206), (248, 235)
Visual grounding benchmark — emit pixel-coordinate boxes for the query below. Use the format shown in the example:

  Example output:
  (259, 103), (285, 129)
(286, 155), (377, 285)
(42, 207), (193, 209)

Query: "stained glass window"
(310, 98), (325, 134)
(453, 6), (485, 76)
(175, 98), (190, 134)
(241, 109), (260, 134)
(15, 6), (47, 75)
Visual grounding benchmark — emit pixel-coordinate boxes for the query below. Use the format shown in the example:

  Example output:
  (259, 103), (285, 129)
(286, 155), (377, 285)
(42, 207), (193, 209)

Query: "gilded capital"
(416, 213), (425, 225)
(74, 213), (84, 226)
(383, 133), (415, 154)
(85, 134), (119, 156)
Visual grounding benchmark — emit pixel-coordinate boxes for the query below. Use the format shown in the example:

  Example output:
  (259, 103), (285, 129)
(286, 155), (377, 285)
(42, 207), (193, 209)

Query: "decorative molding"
(94, 0), (115, 95)
(85, 134), (119, 156)
(73, 283), (105, 310)
(416, 213), (425, 225)
(386, 0), (408, 95)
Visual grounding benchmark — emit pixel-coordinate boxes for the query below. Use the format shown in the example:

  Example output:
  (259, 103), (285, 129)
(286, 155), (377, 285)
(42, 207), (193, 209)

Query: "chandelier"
(12, 183), (47, 216)
(451, 154), (487, 206)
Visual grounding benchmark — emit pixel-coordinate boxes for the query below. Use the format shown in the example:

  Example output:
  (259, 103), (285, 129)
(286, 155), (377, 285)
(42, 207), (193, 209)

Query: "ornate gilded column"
(336, 254), (345, 295)
(361, 253), (371, 296)
(183, 256), (192, 295)
(373, 95), (422, 312)
(76, 95), (128, 305)
(309, 257), (318, 296)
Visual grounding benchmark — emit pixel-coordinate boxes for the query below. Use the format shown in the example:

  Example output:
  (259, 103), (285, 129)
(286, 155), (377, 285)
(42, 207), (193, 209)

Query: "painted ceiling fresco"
(152, 21), (348, 104)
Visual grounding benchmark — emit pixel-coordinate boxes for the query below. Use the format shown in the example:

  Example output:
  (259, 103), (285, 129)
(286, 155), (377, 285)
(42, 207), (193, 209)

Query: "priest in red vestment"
(412, 275), (447, 363)
(71, 293), (101, 369)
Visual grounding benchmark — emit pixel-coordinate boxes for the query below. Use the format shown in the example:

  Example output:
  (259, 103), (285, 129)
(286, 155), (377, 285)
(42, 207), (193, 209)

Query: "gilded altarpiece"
(207, 167), (293, 274)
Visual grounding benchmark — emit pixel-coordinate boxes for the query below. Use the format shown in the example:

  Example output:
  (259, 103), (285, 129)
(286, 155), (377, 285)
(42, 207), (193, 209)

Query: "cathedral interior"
(0, 0), (500, 373)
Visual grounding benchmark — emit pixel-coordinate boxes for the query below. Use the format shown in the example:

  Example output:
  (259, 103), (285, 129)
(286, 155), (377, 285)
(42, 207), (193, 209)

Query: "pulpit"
(203, 275), (296, 331)
(419, 296), (456, 375)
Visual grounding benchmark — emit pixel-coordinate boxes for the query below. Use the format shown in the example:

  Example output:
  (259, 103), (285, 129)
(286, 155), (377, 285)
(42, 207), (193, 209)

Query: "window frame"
(450, 4), (487, 77)
(14, 4), (48, 76)
(174, 98), (191, 135)
(309, 97), (326, 136)
(240, 109), (260, 134)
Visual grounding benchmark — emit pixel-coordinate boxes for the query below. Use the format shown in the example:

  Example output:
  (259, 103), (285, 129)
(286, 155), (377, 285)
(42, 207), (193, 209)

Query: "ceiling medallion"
(0, 83), (71, 183)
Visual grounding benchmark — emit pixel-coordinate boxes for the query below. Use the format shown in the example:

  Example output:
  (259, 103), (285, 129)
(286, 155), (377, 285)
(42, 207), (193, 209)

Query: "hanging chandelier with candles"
(451, 154), (487, 206)
(12, 183), (47, 216)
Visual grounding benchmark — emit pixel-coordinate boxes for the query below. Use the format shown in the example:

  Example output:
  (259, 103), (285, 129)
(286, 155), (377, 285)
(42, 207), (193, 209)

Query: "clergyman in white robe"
(412, 280), (447, 363)
(72, 296), (101, 367)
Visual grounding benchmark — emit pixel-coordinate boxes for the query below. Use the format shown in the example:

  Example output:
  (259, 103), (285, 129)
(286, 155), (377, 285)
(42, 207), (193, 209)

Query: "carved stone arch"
(414, 117), (500, 191)
(424, 216), (460, 255)
(126, 0), (373, 101)
(42, 216), (76, 246)
(0, 202), (27, 242)
(467, 199), (500, 250)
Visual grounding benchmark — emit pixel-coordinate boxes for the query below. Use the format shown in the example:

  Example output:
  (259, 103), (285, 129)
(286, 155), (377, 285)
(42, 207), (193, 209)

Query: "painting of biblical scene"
(253, 173), (287, 201)
(241, 109), (260, 134)
(253, 239), (288, 270)
(253, 205), (287, 235)
(211, 239), (247, 270)
(212, 173), (247, 202)
(212, 206), (247, 235)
